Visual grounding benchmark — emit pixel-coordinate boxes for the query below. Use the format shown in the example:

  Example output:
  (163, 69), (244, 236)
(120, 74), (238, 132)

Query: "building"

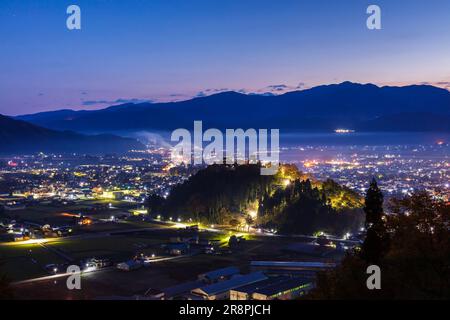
(191, 272), (268, 300)
(2, 202), (26, 211)
(198, 266), (240, 284)
(230, 276), (313, 300)
(250, 261), (336, 278)
(116, 260), (142, 271)
(12, 233), (25, 242)
(165, 242), (190, 255)
(113, 191), (125, 200)
(163, 280), (205, 300)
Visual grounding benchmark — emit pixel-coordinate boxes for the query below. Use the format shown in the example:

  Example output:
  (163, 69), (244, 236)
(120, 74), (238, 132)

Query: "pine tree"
(364, 178), (384, 228)
(361, 178), (389, 264)
(146, 193), (165, 216)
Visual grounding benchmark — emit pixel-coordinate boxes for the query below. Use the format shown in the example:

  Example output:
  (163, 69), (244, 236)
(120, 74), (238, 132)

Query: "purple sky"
(1, 0), (449, 116)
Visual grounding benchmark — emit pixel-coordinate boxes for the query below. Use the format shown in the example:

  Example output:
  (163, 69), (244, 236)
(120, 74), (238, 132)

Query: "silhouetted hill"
(0, 114), (144, 154)
(16, 82), (450, 133)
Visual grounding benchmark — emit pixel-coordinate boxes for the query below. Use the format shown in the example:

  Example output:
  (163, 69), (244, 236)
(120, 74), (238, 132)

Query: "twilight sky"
(1, 0), (449, 116)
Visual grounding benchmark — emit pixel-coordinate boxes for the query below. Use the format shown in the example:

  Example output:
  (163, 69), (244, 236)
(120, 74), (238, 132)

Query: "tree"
(229, 218), (240, 229)
(364, 178), (384, 227)
(228, 235), (238, 248)
(360, 178), (389, 264)
(385, 191), (450, 298)
(245, 216), (254, 232)
(309, 191), (450, 299)
(0, 261), (13, 299)
(146, 193), (165, 216)
(158, 163), (363, 233)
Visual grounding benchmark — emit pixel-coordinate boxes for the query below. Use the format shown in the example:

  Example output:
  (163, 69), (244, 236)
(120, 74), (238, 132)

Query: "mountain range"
(0, 114), (144, 155)
(16, 82), (450, 134)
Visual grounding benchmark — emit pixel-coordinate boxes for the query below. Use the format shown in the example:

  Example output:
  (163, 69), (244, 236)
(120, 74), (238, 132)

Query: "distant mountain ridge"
(16, 82), (450, 133)
(0, 114), (144, 155)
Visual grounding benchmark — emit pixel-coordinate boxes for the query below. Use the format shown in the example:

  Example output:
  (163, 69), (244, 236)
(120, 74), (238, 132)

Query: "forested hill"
(0, 114), (144, 154)
(148, 163), (364, 236)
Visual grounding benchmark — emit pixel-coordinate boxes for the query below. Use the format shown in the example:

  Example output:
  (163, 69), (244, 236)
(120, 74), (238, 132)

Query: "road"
(9, 219), (357, 286)
(12, 250), (199, 286)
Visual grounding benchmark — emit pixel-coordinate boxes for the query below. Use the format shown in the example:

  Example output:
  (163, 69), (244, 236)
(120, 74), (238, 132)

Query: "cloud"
(253, 82), (307, 95)
(192, 83), (307, 99)
(114, 98), (153, 104)
(435, 81), (450, 88)
(195, 92), (207, 98)
(195, 88), (230, 98)
(266, 84), (289, 91)
(418, 81), (450, 90)
(82, 98), (153, 106)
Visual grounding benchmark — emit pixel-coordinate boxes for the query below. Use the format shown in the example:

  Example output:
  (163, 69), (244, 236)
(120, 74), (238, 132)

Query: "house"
(113, 191), (124, 200)
(186, 225), (199, 232)
(191, 272), (268, 300)
(164, 243), (190, 256)
(198, 266), (240, 284)
(117, 260), (142, 271)
(199, 239), (221, 246)
(12, 233), (25, 242)
(85, 257), (112, 269)
(3, 202), (26, 211)
(163, 280), (205, 300)
(230, 277), (287, 300)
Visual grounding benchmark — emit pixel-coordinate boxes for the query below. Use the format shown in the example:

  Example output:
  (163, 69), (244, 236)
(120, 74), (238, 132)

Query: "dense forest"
(259, 178), (364, 235)
(309, 189), (450, 299)
(147, 163), (364, 236)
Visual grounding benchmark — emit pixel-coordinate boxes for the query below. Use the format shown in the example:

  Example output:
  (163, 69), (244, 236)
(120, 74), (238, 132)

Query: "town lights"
(248, 210), (257, 219)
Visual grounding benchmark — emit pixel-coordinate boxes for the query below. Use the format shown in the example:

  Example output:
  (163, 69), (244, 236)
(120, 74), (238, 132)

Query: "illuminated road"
(11, 251), (199, 286)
